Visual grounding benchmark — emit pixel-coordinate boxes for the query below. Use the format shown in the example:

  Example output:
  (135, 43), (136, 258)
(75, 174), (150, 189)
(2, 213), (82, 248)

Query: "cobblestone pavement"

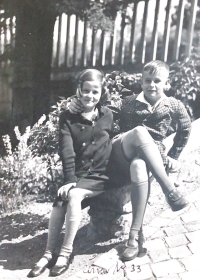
(66, 188), (200, 280)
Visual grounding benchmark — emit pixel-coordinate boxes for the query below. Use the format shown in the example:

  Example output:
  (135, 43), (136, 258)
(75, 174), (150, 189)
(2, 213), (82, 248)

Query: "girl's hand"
(167, 156), (181, 173)
(57, 182), (77, 200)
(69, 98), (83, 114)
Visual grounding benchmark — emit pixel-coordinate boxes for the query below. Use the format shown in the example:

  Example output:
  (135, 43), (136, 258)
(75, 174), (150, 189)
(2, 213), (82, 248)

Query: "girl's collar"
(81, 108), (99, 122)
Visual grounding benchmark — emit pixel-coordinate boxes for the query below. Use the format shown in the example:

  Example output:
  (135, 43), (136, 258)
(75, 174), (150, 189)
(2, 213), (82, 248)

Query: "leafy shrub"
(0, 127), (49, 212)
(169, 56), (200, 120)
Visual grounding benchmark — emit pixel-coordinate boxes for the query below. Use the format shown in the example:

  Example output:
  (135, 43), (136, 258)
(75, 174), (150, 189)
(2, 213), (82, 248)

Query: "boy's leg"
(122, 126), (175, 194)
(129, 158), (150, 239)
(121, 126), (189, 211)
(122, 158), (150, 261)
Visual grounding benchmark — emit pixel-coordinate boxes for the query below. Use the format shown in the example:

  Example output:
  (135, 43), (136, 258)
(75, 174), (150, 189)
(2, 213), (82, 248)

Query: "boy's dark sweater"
(108, 93), (191, 164)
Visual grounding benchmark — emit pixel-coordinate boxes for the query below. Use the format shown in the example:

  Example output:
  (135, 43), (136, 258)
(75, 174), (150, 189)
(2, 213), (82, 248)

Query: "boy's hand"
(69, 98), (83, 114)
(166, 156), (181, 173)
(57, 182), (77, 200)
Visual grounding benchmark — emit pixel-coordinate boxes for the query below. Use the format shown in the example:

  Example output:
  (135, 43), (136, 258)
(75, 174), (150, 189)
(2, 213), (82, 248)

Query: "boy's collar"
(136, 91), (167, 109)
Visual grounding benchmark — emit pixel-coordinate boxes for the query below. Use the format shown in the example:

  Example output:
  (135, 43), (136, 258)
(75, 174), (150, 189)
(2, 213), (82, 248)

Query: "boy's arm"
(59, 112), (77, 184)
(106, 88), (134, 116)
(167, 99), (192, 160)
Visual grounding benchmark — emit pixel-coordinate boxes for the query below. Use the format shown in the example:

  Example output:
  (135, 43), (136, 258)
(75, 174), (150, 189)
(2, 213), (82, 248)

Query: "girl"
(28, 69), (114, 277)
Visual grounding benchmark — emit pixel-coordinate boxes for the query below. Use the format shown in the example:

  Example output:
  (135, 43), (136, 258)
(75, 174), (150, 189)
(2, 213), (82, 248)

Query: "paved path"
(66, 189), (200, 280)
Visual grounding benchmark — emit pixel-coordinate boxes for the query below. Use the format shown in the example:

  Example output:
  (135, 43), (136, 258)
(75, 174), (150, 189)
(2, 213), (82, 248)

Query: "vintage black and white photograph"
(0, 0), (200, 279)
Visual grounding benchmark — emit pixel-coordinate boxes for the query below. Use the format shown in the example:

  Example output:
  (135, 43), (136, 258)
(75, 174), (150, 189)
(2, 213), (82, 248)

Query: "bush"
(169, 56), (200, 120)
(0, 127), (50, 212)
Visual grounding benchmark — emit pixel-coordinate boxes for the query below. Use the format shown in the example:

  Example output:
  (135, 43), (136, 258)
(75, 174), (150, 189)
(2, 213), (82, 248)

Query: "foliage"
(0, 0), (136, 31)
(0, 116), (64, 213)
(0, 128), (44, 212)
(50, 0), (136, 30)
(169, 56), (200, 120)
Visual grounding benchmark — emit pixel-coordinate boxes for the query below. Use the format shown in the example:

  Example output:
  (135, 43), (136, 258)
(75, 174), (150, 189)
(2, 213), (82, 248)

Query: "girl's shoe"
(166, 188), (189, 211)
(121, 229), (146, 262)
(27, 254), (57, 278)
(49, 253), (74, 277)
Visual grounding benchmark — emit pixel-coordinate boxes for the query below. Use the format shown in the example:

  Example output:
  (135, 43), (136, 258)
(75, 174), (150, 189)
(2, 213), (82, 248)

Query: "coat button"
(81, 126), (85, 130)
(81, 160), (85, 164)
(82, 142), (86, 147)
(92, 141), (95, 145)
(90, 159), (94, 162)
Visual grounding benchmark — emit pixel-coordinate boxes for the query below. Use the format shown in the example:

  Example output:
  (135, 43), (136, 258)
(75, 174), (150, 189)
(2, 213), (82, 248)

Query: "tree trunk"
(11, 2), (56, 133)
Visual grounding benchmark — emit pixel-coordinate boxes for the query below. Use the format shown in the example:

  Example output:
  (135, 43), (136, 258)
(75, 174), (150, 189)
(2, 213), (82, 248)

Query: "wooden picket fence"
(51, 0), (199, 74)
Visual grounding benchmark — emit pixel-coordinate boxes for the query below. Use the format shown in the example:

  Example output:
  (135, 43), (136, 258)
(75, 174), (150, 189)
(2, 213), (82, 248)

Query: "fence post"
(91, 27), (97, 66)
(81, 19), (88, 67)
(109, 23), (117, 65)
(140, 0), (149, 63)
(173, 0), (186, 61)
(129, 2), (138, 63)
(73, 15), (79, 67)
(151, 0), (161, 60)
(185, 0), (198, 57)
(64, 14), (71, 68)
(118, 11), (126, 65)
(162, 0), (172, 62)
(99, 30), (106, 66)
(55, 15), (62, 69)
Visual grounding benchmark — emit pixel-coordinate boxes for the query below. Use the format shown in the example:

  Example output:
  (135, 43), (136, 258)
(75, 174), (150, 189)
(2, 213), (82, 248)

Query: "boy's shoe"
(138, 228), (147, 255)
(121, 229), (147, 261)
(166, 188), (189, 212)
(121, 239), (139, 262)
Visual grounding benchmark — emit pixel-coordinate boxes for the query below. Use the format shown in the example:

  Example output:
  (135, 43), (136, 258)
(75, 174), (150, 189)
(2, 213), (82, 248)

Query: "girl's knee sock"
(59, 202), (82, 256)
(129, 180), (150, 242)
(45, 205), (66, 254)
(137, 142), (175, 194)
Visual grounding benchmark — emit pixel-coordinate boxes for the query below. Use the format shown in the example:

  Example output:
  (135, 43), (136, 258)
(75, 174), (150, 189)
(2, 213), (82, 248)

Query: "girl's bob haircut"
(75, 69), (108, 106)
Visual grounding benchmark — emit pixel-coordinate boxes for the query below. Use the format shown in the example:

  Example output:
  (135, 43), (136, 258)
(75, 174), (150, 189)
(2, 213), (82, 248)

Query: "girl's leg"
(54, 188), (103, 266)
(35, 205), (67, 267)
(28, 205), (67, 277)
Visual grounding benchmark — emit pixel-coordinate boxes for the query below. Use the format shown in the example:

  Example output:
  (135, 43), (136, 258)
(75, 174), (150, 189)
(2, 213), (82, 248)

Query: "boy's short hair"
(143, 60), (169, 78)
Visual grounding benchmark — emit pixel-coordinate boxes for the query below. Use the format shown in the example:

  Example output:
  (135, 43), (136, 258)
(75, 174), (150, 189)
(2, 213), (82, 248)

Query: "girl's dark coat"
(59, 106), (113, 191)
